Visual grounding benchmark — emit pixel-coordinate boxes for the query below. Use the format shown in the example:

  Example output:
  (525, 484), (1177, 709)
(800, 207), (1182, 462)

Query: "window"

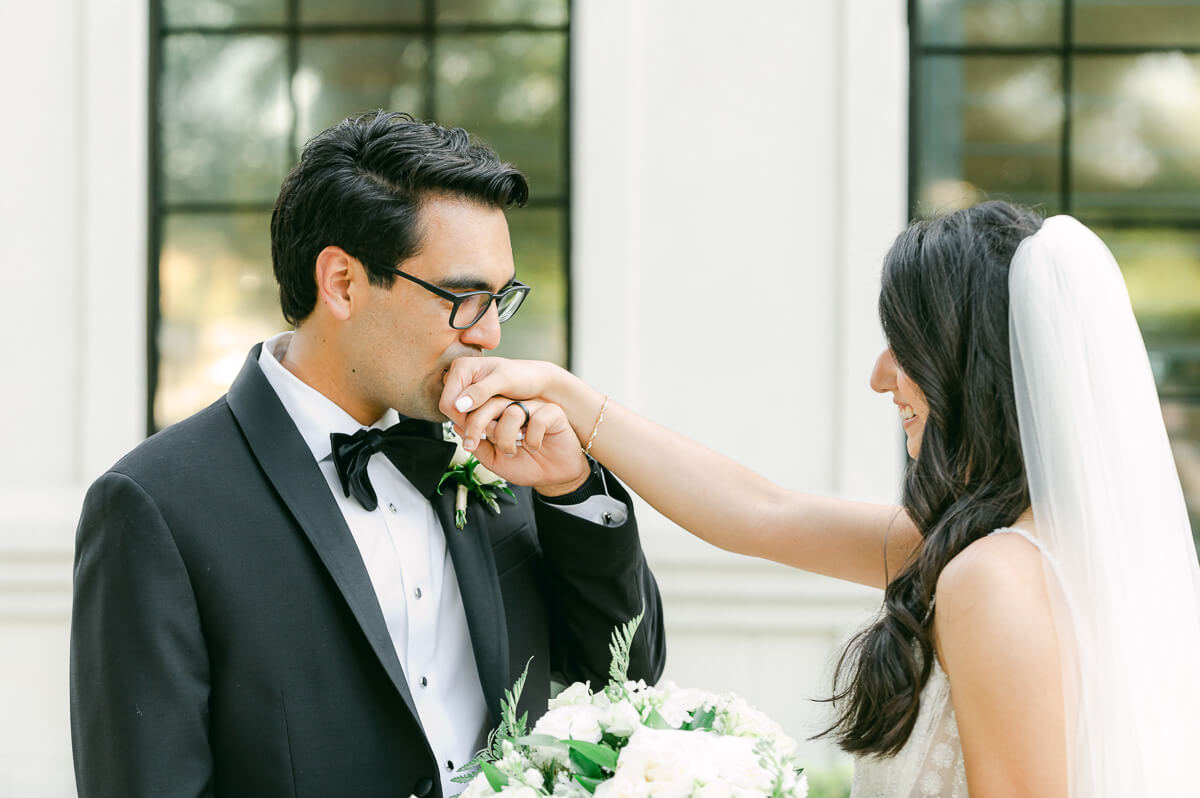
(150, 0), (569, 429)
(910, 0), (1200, 547)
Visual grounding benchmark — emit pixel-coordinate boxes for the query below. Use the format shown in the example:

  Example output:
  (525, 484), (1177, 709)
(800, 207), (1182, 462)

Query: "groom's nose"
(870, 349), (897, 394)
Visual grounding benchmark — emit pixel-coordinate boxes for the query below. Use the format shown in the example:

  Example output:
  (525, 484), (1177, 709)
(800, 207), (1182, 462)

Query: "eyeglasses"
(386, 266), (531, 330)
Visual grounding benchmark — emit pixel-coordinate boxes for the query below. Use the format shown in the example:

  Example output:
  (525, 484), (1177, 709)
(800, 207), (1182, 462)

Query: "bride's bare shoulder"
(931, 531), (1067, 793)
(933, 529), (1057, 661)
(939, 529), (1045, 601)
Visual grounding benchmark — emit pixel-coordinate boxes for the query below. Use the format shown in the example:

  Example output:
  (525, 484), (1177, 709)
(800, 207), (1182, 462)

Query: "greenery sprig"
(438, 456), (515, 529)
(454, 659), (533, 787)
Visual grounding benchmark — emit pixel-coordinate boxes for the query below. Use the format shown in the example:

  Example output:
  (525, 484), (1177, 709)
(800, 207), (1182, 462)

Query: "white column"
(0, 0), (147, 793)
(573, 0), (908, 769)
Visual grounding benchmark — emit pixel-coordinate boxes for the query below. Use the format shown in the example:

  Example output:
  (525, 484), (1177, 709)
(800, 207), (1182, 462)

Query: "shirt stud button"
(420, 676), (428, 688)
(388, 503), (397, 513)
(446, 760), (455, 772)
(414, 587), (423, 599)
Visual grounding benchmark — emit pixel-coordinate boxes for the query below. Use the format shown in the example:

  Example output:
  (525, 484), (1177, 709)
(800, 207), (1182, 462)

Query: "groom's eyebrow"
(438, 272), (517, 293)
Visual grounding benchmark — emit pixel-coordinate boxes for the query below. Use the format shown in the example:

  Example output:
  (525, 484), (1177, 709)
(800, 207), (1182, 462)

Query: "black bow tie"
(329, 419), (457, 511)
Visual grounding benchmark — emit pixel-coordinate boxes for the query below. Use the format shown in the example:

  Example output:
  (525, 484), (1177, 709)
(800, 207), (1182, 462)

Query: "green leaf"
(573, 775), (604, 794)
(565, 739), (619, 771)
(569, 747), (603, 779)
(643, 708), (674, 730)
(685, 706), (716, 731)
(512, 734), (568, 749)
(480, 760), (508, 792)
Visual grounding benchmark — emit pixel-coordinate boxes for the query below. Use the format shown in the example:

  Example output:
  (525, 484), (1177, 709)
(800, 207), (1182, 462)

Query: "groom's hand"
(448, 398), (589, 497)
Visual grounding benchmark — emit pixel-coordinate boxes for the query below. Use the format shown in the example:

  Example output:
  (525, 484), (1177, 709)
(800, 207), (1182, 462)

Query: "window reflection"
(913, 0), (1200, 548)
(162, 35), (291, 204)
(154, 2), (570, 429)
(1073, 54), (1200, 220)
(157, 212), (280, 425)
(916, 56), (1061, 213)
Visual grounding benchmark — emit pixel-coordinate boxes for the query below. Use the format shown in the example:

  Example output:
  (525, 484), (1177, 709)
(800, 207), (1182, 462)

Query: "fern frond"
(492, 657), (533, 758)
(607, 609), (644, 685)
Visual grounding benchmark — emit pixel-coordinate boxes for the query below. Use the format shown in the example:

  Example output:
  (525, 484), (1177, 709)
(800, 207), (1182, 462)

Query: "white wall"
(0, 0), (147, 794)
(573, 0), (909, 770)
(0, 0), (907, 792)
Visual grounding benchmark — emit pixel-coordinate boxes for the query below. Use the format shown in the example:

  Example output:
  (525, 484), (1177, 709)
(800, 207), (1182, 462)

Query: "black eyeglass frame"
(386, 266), (531, 330)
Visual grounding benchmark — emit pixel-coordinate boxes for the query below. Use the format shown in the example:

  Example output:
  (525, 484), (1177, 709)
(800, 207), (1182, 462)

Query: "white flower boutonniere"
(440, 422), (515, 529)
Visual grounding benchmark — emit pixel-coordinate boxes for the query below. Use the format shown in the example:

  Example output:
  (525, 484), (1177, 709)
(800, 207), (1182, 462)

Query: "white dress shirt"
(258, 333), (486, 796)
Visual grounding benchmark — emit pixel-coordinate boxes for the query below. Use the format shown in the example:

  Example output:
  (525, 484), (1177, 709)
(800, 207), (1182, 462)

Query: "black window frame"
(908, 0), (1200, 548)
(147, 0), (573, 434)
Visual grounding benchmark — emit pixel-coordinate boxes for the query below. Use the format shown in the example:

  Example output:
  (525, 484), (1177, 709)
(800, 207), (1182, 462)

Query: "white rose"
(461, 772), (496, 798)
(692, 781), (737, 798)
(600, 698), (642, 738)
(450, 443), (473, 468)
(532, 704), (604, 743)
(548, 680), (593, 709)
(638, 682), (708, 729)
(594, 728), (697, 798)
(473, 461), (504, 484)
(495, 786), (538, 798)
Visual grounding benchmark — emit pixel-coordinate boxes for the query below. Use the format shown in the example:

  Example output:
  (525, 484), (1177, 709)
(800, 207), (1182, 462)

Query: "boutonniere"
(439, 422), (516, 529)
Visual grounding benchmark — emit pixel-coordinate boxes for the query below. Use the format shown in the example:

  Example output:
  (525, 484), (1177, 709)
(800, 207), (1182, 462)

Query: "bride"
(439, 200), (1200, 797)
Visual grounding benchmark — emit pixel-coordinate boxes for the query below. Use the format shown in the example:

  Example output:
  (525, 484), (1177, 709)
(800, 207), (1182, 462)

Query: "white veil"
(1008, 215), (1200, 796)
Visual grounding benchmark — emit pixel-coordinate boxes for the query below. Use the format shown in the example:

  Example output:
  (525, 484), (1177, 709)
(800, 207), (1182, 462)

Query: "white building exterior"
(0, 1), (908, 794)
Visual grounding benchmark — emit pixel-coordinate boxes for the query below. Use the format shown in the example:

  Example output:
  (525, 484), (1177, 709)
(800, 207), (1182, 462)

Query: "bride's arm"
(934, 533), (1067, 797)
(440, 357), (919, 589)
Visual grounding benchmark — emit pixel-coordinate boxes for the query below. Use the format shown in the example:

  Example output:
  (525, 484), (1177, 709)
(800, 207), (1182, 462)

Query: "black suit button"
(413, 777), (434, 797)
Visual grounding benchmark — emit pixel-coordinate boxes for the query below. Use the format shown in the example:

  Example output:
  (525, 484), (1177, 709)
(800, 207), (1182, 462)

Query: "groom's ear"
(313, 246), (357, 322)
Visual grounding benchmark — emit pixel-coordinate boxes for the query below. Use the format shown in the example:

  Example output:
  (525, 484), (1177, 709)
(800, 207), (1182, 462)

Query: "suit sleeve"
(71, 471), (213, 798)
(532, 468), (666, 687)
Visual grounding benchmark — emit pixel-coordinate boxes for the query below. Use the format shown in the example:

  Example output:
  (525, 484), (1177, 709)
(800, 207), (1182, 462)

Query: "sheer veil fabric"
(1008, 216), (1200, 796)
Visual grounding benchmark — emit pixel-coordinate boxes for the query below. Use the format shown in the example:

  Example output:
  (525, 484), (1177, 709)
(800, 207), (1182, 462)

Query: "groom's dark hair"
(270, 110), (529, 325)
(821, 200), (1044, 756)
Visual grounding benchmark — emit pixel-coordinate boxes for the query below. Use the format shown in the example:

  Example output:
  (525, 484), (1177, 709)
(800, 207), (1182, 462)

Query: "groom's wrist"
(536, 456), (600, 502)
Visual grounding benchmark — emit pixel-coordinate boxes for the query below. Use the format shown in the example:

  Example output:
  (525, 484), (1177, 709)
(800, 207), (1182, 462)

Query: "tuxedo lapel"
(225, 345), (423, 728)
(433, 486), (509, 728)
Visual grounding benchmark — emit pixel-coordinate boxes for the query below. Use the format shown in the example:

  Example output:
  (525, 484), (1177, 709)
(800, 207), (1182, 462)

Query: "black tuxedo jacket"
(70, 345), (665, 798)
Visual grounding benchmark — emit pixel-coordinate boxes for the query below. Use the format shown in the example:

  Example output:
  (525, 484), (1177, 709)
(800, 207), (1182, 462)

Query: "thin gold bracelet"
(582, 395), (609, 455)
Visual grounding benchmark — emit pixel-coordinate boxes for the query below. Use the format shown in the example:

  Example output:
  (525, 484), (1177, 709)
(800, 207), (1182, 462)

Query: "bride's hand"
(440, 357), (602, 443)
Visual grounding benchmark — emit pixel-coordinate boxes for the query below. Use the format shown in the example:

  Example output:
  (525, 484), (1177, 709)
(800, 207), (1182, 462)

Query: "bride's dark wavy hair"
(823, 200), (1045, 756)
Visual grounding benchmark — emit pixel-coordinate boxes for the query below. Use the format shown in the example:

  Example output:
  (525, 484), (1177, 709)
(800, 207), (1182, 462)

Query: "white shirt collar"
(257, 331), (400, 462)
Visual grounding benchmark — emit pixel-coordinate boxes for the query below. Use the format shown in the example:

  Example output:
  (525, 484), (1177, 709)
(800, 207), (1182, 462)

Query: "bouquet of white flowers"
(455, 615), (807, 798)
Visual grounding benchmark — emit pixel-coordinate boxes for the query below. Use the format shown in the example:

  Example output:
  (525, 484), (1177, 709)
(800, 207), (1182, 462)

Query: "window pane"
(1072, 54), (1200, 221)
(1094, 227), (1200, 347)
(1075, 1), (1200, 46)
(163, 0), (285, 27)
(437, 0), (567, 25)
(156, 212), (281, 427)
(493, 208), (566, 366)
(295, 36), (427, 145)
(1094, 225), (1200, 548)
(300, 0), (422, 25)
(916, 0), (1061, 46)
(161, 34), (291, 204)
(435, 33), (566, 199)
(915, 56), (1062, 214)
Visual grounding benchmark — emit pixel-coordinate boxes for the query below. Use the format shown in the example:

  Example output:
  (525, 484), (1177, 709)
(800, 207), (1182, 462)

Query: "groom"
(70, 111), (665, 798)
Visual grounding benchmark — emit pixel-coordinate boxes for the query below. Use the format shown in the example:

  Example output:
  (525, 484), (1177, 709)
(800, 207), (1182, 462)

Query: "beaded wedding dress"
(848, 658), (966, 798)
